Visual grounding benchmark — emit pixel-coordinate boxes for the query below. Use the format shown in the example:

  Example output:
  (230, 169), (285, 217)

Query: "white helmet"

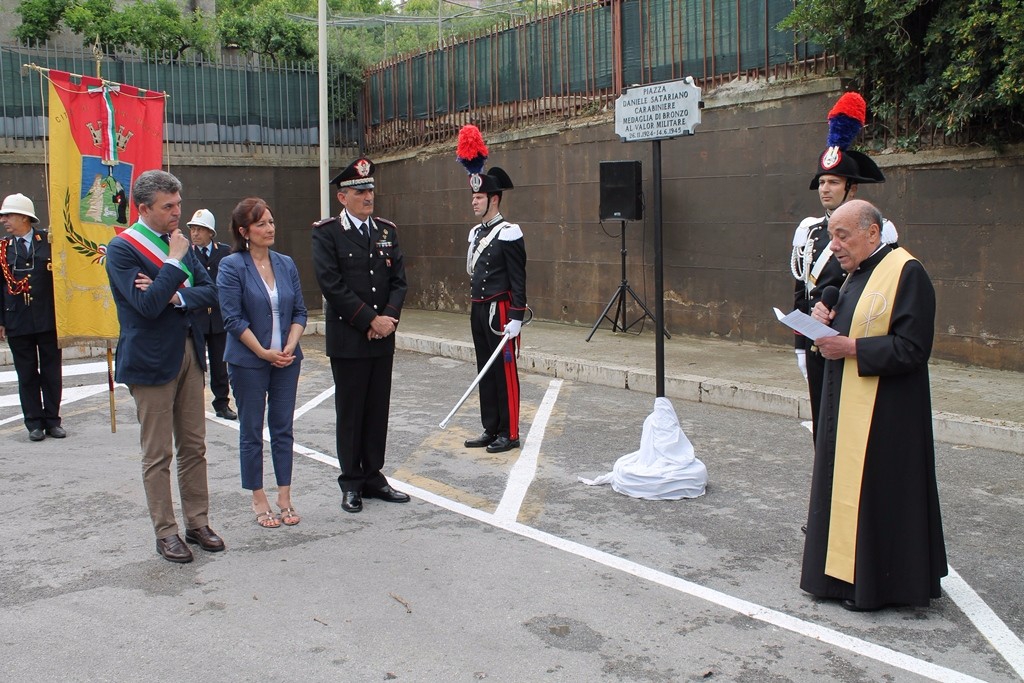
(187, 208), (216, 235)
(0, 193), (39, 223)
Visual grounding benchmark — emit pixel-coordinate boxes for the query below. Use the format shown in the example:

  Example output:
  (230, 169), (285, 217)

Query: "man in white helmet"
(0, 193), (65, 441)
(188, 208), (236, 420)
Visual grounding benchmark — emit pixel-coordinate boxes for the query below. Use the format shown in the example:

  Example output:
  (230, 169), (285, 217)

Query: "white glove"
(504, 319), (522, 339)
(795, 349), (808, 381)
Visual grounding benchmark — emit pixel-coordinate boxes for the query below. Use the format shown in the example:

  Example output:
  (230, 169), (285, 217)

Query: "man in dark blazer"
(0, 193), (65, 441)
(188, 208), (236, 420)
(105, 170), (225, 564)
(312, 157), (410, 514)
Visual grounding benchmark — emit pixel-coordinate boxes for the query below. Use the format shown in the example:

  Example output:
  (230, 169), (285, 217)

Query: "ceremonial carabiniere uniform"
(792, 92), (893, 443)
(468, 212), (527, 443)
(792, 214), (850, 441)
(1, 226), (63, 433)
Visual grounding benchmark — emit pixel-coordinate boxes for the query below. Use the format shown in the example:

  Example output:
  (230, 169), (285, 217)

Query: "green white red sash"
(117, 222), (194, 287)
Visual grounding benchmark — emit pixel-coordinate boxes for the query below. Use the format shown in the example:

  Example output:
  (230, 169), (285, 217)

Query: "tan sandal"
(279, 507), (300, 526)
(254, 508), (281, 528)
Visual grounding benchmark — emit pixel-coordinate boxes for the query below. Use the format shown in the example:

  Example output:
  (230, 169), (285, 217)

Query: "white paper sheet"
(773, 307), (839, 340)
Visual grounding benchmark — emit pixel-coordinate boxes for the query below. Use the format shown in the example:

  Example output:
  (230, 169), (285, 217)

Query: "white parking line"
(1, 354), (1016, 678)
(0, 383), (117, 423)
(199, 380), (1021, 681)
(293, 386), (335, 420)
(494, 379), (562, 523)
(943, 566), (1024, 678)
(0, 361), (110, 385)
(379, 479), (989, 682)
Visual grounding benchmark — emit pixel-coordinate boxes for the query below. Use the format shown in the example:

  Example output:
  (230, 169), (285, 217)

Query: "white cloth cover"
(579, 397), (707, 500)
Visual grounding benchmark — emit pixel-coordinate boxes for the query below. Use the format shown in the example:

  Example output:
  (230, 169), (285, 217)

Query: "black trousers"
(204, 331), (231, 410)
(331, 355), (394, 493)
(470, 301), (520, 441)
(9, 330), (62, 430)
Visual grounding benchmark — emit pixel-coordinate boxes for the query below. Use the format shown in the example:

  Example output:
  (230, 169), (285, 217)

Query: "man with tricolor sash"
(105, 170), (226, 564)
(800, 199), (947, 612)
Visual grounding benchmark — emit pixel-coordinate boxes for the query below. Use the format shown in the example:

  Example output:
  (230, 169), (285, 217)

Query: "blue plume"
(827, 115), (862, 150)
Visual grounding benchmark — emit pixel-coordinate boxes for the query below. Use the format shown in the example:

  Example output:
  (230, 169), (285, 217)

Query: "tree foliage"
(13, 0), (73, 43)
(217, 0), (317, 63)
(15, 0), (215, 58)
(780, 0), (1024, 144)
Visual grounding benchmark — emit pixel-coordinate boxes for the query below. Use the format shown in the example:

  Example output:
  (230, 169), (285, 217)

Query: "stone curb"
(4, 326), (1020, 454)
(394, 332), (1024, 456)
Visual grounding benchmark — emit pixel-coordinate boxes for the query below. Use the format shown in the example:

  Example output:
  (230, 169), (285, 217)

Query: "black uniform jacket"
(312, 214), (407, 359)
(469, 221), (527, 322)
(190, 241), (230, 335)
(0, 231), (57, 337)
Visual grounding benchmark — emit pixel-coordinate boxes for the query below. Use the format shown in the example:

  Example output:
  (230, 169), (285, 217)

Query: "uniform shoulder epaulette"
(467, 223), (483, 242)
(498, 223), (523, 241)
(312, 216), (340, 229)
(881, 218), (899, 245)
(793, 216), (824, 247)
(373, 216), (397, 229)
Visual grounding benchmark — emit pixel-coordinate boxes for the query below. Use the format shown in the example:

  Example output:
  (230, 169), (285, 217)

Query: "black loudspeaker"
(599, 160), (643, 221)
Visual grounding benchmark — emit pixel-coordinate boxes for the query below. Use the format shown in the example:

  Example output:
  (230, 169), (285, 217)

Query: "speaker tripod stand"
(586, 221), (670, 342)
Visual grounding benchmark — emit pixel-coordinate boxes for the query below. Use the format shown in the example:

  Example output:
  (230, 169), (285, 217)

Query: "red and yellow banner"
(46, 69), (165, 344)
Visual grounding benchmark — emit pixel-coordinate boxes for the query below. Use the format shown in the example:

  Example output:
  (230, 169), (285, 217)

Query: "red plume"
(456, 125), (489, 175)
(828, 92), (866, 125)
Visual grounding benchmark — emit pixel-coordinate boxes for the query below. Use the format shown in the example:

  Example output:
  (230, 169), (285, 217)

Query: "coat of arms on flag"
(42, 69), (166, 344)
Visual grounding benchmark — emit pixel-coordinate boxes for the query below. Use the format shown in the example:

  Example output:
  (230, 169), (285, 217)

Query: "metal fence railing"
(0, 42), (361, 156)
(363, 0), (833, 154)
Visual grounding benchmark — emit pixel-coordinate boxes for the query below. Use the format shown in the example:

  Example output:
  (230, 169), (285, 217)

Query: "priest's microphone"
(820, 285), (840, 311)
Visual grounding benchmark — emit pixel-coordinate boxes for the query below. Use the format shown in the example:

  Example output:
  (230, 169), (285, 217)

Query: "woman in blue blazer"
(217, 198), (308, 528)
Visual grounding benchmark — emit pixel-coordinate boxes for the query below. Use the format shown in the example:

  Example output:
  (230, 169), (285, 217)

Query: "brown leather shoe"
(185, 526), (226, 552)
(156, 535), (194, 563)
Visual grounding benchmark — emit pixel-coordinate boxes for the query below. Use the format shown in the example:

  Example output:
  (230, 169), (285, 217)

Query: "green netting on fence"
(367, 0), (814, 126)
(2, 44), (359, 148)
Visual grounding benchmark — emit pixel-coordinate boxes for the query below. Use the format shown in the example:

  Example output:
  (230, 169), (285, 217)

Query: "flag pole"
(107, 346), (117, 433)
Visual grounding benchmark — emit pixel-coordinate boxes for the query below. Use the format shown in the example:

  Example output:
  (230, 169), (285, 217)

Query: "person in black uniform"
(461, 166), (527, 454)
(0, 193), (65, 442)
(312, 157), (410, 514)
(791, 92), (896, 444)
(188, 208), (237, 420)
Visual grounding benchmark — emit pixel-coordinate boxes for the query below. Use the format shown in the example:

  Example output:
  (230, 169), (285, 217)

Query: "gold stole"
(825, 247), (916, 583)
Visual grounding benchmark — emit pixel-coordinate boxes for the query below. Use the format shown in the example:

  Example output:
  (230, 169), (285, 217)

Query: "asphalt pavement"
(386, 309), (1024, 455)
(2, 318), (1023, 682)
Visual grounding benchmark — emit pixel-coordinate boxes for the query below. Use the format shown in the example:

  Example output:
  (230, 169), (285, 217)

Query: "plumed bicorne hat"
(456, 125), (514, 194)
(809, 93), (885, 190)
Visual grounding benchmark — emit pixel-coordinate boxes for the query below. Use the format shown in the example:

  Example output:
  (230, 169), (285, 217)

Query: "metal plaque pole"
(653, 139), (665, 398)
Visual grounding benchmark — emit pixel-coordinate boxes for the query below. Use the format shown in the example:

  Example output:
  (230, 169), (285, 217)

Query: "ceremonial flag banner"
(46, 69), (165, 344)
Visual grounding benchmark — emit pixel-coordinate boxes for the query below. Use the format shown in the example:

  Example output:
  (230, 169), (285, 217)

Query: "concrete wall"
(2, 78), (1022, 370)
(371, 78), (1023, 371)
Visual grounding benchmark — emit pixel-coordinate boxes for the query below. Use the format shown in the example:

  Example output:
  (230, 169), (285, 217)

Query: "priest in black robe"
(801, 199), (947, 611)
